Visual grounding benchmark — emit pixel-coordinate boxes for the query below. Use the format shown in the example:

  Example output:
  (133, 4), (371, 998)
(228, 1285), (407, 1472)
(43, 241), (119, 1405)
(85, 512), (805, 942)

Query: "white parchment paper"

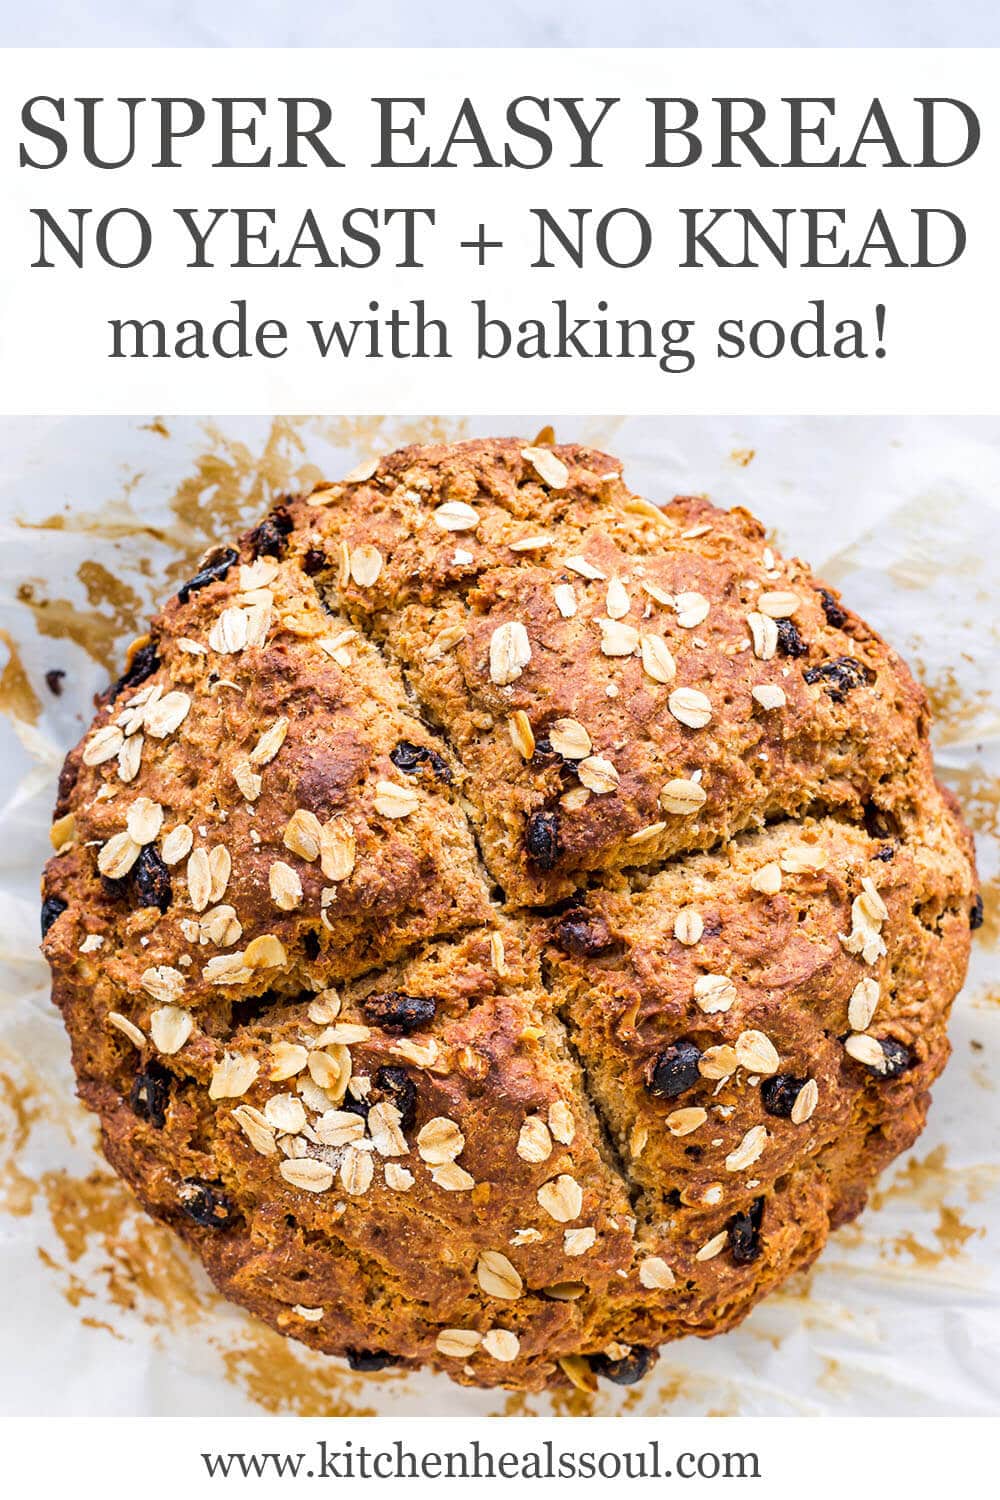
(0, 414), (997, 1416)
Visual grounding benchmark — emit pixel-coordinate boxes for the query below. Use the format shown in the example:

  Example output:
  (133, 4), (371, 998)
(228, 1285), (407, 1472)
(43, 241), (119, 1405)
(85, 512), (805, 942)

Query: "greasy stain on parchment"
(8, 416), (470, 696)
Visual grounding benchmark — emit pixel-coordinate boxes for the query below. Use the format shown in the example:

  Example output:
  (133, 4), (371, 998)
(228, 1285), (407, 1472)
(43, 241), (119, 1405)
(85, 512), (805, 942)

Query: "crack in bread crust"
(42, 437), (977, 1392)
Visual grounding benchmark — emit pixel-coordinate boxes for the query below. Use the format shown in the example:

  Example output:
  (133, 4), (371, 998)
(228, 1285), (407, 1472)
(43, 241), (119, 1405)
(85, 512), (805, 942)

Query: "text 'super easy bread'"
(42, 439), (978, 1392)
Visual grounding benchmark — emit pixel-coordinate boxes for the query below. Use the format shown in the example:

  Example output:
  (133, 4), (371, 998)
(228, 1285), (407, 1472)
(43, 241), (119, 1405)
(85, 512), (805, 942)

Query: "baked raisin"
(648, 1041), (702, 1100)
(133, 845), (172, 913)
(389, 740), (453, 784)
(760, 1074), (808, 1118)
(970, 893), (984, 930)
(374, 1065), (417, 1132)
(775, 618), (807, 657)
(728, 1197), (765, 1265)
(177, 546), (238, 604)
(874, 1038), (912, 1078)
(303, 546), (327, 575)
(819, 589), (848, 628)
(346, 1349), (399, 1372)
(589, 1345), (658, 1385)
(45, 668), (65, 696)
(525, 810), (560, 870)
(179, 1180), (236, 1229)
(109, 639), (160, 701)
(804, 655), (869, 703)
(40, 895), (67, 938)
(873, 845), (896, 862)
(551, 910), (617, 957)
(130, 1060), (171, 1129)
(362, 991), (437, 1034)
(247, 505), (293, 559)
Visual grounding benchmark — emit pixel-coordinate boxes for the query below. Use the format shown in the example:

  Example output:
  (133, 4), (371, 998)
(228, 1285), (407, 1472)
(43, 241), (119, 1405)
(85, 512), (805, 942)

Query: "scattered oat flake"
(98, 830), (142, 878)
(249, 716), (289, 766)
(660, 778), (707, 816)
(350, 544), (383, 588)
(280, 1157), (334, 1192)
(848, 977), (880, 1031)
(140, 964), (186, 1004)
(640, 635), (676, 684)
(126, 795), (163, 846)
(417, 1116), (465, 1165)
(696, 1230), (729, 1262)
(668, 686), (712, 729)
(233, 1104), (277, 1156)
(150, 1005), (192, 1055)
(639, 1256), (676, 1290)
(477, 1251), (523, 1300)
(489, 621), (532, 685)
(482, 1328), (520, 1362)
(674, 592), (710, 628)
(578, 755), (619, 794)
(385, 1162), (415, 1192)
(693, 973), (737, 1014)
(752, 684), (786, 711)
(269, 860), (303, 911)
(537, 1174), (583, 1222)
(433, 500), (479, 532)
(490, 931), (508, 976)
(508, 710), (535, 760)
(758, 590), (801, 618)
(521, 446), (569, 490)
(548, 1099), (574, 1145)
(83, 724), (124, 766)
(726, 1125), (769, 1172)
(144, 691), (191, 738)
(210, 1051), (260, 1100)
(510, 533), (554, 552)
(628, 820), (666, 845)
(269, 1042), (309, 1080)
(598, 618), (639, 657)
(750, 862), (782, 895)
(563, 555), (605, 581)
(233, 760), (262, 802)
(674, 908), (704, 945)
(553, 583), (577, 618)
(517, 1116), (552, 1163)
(373, 780), (420, 818)
(285, 808), (323, 862)
(564, 1227), (596, 1257)
(549, 718), (591, 759)
(437, 1328), (481, 1358)
(107, 1011), (145, 1048)
(735, 1030), (779, 1075)
(666, 1106), (707, 1137)
(606, 577), (630, 619)
(780, 845), (828, 875)
(791, 1078), (819, 1124)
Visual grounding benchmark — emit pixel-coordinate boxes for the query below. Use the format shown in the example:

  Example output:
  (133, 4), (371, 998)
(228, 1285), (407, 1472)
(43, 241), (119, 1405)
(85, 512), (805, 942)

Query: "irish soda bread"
(41, 438), (978, 1392)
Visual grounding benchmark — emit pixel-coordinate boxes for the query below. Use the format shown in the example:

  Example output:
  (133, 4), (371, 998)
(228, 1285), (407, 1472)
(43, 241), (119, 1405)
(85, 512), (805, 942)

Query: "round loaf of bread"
(41, 438), (978, 1392)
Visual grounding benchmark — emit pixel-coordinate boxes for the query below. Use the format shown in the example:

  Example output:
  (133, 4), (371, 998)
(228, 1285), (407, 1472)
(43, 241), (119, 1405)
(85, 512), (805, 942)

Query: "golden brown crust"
(41, 437), (977, 1392)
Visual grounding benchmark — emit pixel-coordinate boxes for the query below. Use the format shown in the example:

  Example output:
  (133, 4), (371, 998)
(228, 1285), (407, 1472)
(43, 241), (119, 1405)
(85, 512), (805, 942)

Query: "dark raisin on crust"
(970, 893), (984, 930)
(775, 618), (807, 658)
(109, 639), (160, 702)
(819, 588), (848, 629)
(346, 1348), (399, 1372)
(525, 810), (561, 870)
(589, 1344), (658, 1385)
(40, 895), (67, 938)
(361, 991), (438, 1034)
(132, 845), (172, 912)
(389, 740), (453, 785)
(803, 656), (870, 703)
(179, 1179), (236, 1229)
(373, 1065), (417, 1132)
(873, 845), (896, 862)
(647, 1041), (702, 1100)
(728, 1196), (765, 1265)
(760, 1074), (808, 1118)
(302, 546), (327, 576)
(247, 505), (294, 559)
(551, 909), (617, 957)
(45, 668), (65, 696)
(177, 546), (239, 605)
(130, 1060), (171, 1129)
(874, 1038), (913, 1078)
